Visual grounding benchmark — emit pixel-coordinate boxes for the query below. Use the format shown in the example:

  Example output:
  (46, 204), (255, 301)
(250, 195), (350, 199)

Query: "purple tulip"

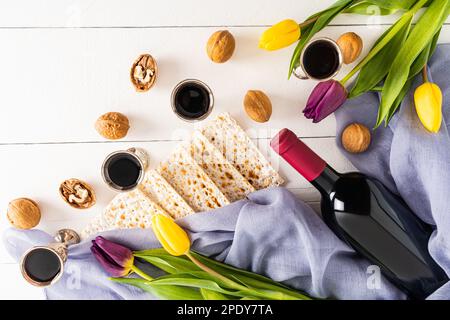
(303, 80), (347, 123)
(91, 236), (134, 277)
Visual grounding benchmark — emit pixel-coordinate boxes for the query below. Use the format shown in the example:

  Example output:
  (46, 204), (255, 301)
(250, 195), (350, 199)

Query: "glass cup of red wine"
(171, 79), (214, 122)
(293, 37), (343, 81)
(101, 148), (149, 192)
(20, 229), (80, 287)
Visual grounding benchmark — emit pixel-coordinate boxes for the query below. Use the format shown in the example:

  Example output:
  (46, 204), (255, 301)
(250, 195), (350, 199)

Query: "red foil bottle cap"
(271, 128), (327, 182)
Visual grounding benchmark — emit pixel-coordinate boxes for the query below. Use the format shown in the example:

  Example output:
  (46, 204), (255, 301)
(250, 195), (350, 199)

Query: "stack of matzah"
(82, 113), (283, 238)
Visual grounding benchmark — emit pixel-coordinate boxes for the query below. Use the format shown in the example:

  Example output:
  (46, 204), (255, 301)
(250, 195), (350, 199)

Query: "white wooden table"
(0, 0), (448, 300)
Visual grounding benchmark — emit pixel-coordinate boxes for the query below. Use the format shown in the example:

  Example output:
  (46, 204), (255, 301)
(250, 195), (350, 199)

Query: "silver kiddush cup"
(293, 37), (343, 81)
(101, 147), (149, 192)
(20, 229), (80, 287)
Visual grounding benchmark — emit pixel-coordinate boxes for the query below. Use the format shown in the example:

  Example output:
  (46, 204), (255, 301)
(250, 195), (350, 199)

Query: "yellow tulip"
(151, 214), (191, 256)
(259, 19), (301, 51)
(414, 82), (442, 133)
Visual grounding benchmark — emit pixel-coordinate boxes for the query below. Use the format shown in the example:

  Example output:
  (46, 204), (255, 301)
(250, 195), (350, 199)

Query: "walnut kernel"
(59, 179), (96, 209)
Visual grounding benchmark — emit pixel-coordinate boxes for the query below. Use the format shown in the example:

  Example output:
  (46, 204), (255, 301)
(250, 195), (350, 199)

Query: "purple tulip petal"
(304, 80), (334, 114)
(91, 245), (129, 277)
(93, 236), (133, 268)
(303, 80), (347, 123)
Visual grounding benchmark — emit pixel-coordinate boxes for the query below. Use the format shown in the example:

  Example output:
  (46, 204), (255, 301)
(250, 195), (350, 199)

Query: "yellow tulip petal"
(151, 214), (191, 256)
(152, 218), (179, 256)
(414, 82), (442, 133)
(259, 19), (300, 51)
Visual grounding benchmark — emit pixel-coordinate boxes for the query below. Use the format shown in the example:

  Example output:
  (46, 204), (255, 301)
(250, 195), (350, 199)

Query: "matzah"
(81, 189), (167, 239)
(158, 146), (230, 212)
(139, 169), (195, 219)
(81, 215), (112, 239)
(201, 113), (284, 189)
(187, 131), (255, 202)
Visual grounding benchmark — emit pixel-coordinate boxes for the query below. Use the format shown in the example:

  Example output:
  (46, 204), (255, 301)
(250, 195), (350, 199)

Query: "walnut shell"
(130, 53), (157, 92)
(342, 123), (371, 153)
(59, 178), (96, 209)
(95, 112), (130, 140)
(206, 30), (236, 63)
(337, 32), (363, 64)
(243, 90), (272, 123)
(7, 198), (41, 229)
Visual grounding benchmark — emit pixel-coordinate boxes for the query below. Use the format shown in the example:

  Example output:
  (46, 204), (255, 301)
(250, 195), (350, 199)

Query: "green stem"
(186, 252), (239, 289)
(299, 16), (319, 29)
(340, 0), (429, 85)
(422, 65), (428, 82)
(131, 265), (153, 281)
(185, 252), (300, 300)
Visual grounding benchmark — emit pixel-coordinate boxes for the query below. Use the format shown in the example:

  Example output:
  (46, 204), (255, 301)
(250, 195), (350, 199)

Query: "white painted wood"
(0, 1), (447, 28)
(2, 25), (449, 144)
(0, 0), (409, 28)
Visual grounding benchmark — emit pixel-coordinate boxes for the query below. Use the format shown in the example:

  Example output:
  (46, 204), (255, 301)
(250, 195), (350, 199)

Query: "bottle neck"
(271, 129), (328, 182)
(271, 128), (341, 194)
(311, 165), (340, 195)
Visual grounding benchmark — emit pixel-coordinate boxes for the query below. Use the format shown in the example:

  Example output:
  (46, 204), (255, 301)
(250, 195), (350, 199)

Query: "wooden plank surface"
(0, 0), (448, 300)
(1, 25), (449, 144)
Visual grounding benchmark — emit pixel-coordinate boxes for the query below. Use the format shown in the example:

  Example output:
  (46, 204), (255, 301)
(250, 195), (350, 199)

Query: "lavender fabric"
(3, 44), (450, 300)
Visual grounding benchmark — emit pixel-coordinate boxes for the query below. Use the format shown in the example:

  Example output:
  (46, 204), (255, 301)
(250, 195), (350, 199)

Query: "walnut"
(243, 90), (272, 123)
(7, 198), (41, 229)
(337, 32), (363, 64)
(95, 112), (130, 140)
(206, 30), (236, 63)
(341, 123), (371, 153)
(130, 53), (157, 92)
(59, 179), (96, 209)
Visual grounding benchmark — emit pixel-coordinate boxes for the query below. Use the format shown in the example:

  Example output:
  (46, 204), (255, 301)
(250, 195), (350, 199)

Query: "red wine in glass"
(271, 128), (448, 299)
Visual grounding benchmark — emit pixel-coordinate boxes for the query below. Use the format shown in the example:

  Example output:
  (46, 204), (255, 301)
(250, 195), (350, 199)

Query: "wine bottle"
(271, 128), (448, 299)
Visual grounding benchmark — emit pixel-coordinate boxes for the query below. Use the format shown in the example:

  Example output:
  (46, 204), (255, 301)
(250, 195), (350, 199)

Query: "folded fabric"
(334, 44), (450, 299)
(2, 187), (403, 300)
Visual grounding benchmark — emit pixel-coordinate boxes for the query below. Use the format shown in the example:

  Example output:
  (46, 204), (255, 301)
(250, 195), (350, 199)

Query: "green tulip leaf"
(200, 288), (230, 300)
(135, 255), (199, 274)
(344, 2), (398, 15)
(188, 252), (311, 300)
(149, 277), (249, 297)
(134, 247), (169, 256)
(111, 277), (203, 300)
(377, 0), (449, 127)
(349, 0), (416, 10)
(385, 79), (413, 124)
(288, 0), (353, 78)
(349, 15), (412, 98)
(134, 249), (312, 300)
(383, 25), (441, 124)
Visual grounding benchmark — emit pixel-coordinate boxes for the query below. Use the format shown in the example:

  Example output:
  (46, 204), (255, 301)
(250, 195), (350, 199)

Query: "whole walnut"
(341, 123), (371, 153)
(244, 90), (272, 123)
(206, 30), (236, 63)
(337, 32), (363, 64)
(95, 112), (130, 140)
(7, 198), (41, 229)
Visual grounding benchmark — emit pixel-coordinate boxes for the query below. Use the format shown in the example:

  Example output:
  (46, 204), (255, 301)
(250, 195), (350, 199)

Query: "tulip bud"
(91, 236), (134, 277)
(151, 214), (191, 256)
(259, 19), (301, 51)
(414, 82), (442, 133)
(303, 80), (348, 123)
